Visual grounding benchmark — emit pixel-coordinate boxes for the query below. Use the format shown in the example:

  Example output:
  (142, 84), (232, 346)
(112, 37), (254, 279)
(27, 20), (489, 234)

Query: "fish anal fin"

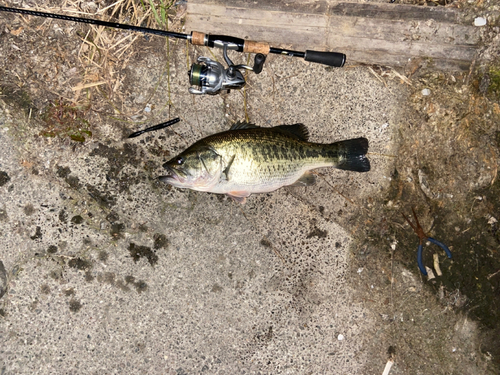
(289, 171), (316, 187)
(227, 191), (251, 204)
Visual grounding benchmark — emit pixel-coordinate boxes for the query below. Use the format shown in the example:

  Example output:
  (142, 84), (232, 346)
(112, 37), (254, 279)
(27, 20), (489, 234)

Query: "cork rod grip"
(190, 31), (206, 46)
(243, 40), (270, 55)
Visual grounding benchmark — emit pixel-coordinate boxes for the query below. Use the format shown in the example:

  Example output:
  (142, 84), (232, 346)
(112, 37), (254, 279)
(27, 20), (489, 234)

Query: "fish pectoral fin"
(222, 155), (236, 181)
(289, 171), (316, 187)
(227, 191), (251, 204)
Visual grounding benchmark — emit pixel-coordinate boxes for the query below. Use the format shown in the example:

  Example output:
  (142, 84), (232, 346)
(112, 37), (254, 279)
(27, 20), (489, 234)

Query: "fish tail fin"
(331, 137), (370, 172)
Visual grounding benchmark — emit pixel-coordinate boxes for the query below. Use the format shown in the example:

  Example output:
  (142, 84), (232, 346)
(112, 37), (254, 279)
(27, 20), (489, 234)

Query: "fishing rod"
(0, 5), (346, 95)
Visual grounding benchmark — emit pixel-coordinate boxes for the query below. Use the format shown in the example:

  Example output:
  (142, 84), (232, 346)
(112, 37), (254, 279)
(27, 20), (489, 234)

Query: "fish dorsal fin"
(275, 124), (309, 141)
(230, 122), (309, 141)
(230, 122), (261, 130)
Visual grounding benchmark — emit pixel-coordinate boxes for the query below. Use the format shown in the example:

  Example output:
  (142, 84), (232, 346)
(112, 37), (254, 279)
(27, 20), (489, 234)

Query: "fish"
(159, 122), (370, 203)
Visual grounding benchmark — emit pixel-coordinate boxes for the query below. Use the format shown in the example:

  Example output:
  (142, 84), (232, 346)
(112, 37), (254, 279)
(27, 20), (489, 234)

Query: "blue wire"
(417, 244), (427, 275)
(417, 238), (452, 276)
(428, 237), (453, 258)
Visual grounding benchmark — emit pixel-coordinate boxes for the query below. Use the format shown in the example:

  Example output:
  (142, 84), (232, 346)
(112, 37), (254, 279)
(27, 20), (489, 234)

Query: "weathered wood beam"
(185, 0), (481, 71)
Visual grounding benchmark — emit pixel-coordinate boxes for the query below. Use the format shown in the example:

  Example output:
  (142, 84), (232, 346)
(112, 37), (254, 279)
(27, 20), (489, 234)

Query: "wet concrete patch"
(56, 166), (81, 189)
(89, 143), (142, 193)
(68, 257), (92, 271)
(0, 171), (10, 186)
(69, 298), (82, 312)
(70, 215), (84, 224)
(153, 233), (168, 249)
(98, 250), (108, 262)
(0, 207), (7, 221)
(128, 242), (158, 266)
(306, 227), (328, 239)
(56, 166), (71, 179)
(58, 209), (68, 223)
(86, 184), (117, 208)
(0, 261), (7, 299)
(0, 85), (33, 115)
(30, 226), (42, 240)
(110, 223), (125, 239)
(124, 275), (148, 293)
(23, 203), (35, 216)
(47, 245), (58, 254)
(40, 283), (50, 294)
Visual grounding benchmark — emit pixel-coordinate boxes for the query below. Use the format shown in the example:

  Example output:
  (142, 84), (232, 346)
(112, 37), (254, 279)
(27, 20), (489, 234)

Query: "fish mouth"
(159, 164), (186, 185)
(158, 174), (176, 183)
(158, 164), (178, 183)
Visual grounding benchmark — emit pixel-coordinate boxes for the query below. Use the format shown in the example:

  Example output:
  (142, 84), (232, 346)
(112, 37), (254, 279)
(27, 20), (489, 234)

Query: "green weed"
(40, 99), (92, 142)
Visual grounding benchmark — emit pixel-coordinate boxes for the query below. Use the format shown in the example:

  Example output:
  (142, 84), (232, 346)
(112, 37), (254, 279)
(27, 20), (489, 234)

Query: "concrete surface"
(0, 1), (495, 374)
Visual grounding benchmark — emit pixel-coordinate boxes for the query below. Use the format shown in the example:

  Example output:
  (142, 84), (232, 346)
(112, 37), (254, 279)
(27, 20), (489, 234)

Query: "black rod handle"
(304, 50), (346, 67)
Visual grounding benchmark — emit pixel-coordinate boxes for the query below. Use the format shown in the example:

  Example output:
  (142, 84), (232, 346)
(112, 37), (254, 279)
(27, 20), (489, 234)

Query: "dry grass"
(22, 0), (179, 122)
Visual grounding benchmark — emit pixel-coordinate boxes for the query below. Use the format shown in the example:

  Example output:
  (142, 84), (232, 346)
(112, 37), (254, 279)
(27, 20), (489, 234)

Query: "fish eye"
(175, 156), (184, 165)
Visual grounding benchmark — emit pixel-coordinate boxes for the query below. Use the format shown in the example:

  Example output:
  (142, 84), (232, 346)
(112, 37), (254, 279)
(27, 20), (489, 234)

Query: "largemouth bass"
(159, 122), (370, 203)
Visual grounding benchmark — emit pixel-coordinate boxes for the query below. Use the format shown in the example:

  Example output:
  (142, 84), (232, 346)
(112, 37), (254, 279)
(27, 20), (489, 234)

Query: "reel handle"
(304, 50), (346, 67)
(253, 54), (266, 74)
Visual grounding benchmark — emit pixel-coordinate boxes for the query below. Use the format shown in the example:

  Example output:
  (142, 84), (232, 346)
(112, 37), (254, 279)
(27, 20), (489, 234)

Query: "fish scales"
(159, 123), (370, 203)
(202, 129), (333, 187)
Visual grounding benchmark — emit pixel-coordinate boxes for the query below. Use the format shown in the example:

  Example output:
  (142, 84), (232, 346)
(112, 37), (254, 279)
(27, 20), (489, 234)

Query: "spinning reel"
(188, 42), (266, 95)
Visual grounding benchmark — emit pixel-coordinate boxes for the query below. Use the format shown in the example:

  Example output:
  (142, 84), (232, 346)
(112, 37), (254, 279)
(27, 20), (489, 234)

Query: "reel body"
(188, 57), (246, 95)
(189, 42), (266, 95)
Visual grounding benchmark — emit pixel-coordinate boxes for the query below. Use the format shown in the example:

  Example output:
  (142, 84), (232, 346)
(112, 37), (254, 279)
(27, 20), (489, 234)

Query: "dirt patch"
(346, 64), (500, 373)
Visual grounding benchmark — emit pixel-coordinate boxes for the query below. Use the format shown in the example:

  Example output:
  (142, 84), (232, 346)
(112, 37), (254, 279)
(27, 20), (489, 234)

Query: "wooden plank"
(329, 17), (479, 46)
(328, 2), (461, 23)
(327, 35), (477, 69)
(185, 0), (481, 70)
